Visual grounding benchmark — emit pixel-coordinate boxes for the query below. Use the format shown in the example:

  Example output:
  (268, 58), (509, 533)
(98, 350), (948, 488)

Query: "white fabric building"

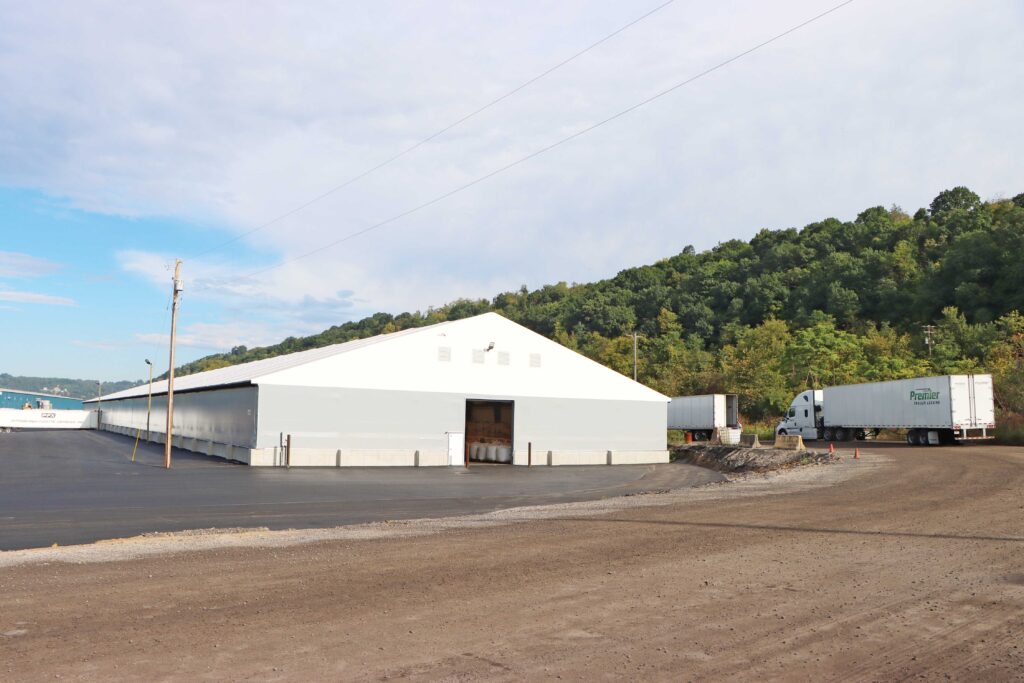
(89, 313), (669, 467)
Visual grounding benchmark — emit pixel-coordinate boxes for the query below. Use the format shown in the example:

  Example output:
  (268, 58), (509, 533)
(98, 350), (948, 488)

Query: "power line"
(188, 0), (678, 260)
(207, 0), (856, 289)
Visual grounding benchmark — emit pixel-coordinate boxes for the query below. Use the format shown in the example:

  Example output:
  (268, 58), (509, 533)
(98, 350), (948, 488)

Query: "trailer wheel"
(854, 429), (867, 441)
(823, 427), (835, 441)
(835, 427), (849, 441)
(906, 429), (918, 445)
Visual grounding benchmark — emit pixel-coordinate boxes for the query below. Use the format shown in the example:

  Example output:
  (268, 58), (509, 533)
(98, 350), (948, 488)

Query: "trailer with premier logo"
(775, 374), (995, 445)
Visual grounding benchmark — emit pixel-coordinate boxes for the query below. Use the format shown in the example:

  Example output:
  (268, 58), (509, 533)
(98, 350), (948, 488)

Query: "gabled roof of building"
(89, 323), (442, 402)
(89, 313), (668, 403)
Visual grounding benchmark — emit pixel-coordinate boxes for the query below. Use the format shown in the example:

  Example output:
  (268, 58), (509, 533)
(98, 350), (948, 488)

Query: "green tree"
(783, 315), (865, 388)
(929, 186), (982, 218)
(857, 324), (929, 381)
(930, 306), (997, 373)
(984, 311), (1024, 414)
(720, 319), (792, 420)
(643, 309), (717, 396)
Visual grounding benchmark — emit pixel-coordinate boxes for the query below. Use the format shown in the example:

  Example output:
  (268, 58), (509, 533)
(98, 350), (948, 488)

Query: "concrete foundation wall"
(249, 447), (449, 467)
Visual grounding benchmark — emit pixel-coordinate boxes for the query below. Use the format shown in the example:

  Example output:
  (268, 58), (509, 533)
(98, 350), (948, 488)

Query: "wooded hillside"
(0, 373), (138, 400)
(179, 187), (1024, 420)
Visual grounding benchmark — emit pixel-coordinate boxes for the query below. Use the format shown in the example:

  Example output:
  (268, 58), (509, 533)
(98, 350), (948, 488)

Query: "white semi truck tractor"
(775, 374), (995, 446)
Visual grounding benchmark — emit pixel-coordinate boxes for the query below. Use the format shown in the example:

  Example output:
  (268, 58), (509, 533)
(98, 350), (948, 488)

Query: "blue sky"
(1, 0), (1022, 382)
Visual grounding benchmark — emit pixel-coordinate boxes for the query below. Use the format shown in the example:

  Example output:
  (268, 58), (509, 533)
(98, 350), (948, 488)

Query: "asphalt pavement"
(0, 430), (723, 550)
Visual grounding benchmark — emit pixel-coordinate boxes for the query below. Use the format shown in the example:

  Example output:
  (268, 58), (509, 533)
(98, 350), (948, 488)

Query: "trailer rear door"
(970, 374), (995, 428)
(949, 375), (972, 428)
(725, 394), (740, 428)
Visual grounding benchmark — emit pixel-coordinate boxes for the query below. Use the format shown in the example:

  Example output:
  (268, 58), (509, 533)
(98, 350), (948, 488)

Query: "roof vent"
(438, 346), (451, 362)
(529, 353), (542, 368)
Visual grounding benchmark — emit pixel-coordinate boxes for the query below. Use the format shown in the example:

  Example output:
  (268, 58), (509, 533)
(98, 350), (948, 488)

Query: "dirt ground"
(672, 443), (839, 472)
(2, 443), (1023, 681)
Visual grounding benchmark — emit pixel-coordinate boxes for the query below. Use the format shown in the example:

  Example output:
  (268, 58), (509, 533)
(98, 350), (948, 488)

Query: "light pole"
(144, 359), (153, 442)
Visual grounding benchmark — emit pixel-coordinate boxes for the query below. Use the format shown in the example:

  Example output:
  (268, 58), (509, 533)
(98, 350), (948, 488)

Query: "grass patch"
(667, 429), (689, 447)
(995, 412), (1024, 445)
(741, 421), (778, 441)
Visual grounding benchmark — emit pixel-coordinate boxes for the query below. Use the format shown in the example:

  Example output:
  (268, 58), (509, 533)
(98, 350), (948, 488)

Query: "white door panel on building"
(447, 432), (465, 467)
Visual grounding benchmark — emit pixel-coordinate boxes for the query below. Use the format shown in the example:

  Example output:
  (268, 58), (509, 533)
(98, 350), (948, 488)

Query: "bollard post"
(528, 441), (532, 467)
(131, 428), (141, 463)
(286, 434), (292, 468)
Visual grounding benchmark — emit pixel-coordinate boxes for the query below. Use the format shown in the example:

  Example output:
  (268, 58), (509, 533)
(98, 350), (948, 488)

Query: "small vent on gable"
(437, 346), (451, 362)
(498, 351), (510, 366)
(529, 353), (542, 368)
(472, 349), (486, 364)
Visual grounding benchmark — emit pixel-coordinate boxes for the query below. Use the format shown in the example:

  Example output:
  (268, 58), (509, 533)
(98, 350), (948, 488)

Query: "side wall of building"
(252, 385), (667, 467)
(96, 386), (258, 462)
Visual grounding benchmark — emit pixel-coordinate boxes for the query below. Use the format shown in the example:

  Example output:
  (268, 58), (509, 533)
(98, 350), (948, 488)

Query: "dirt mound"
(672, 444), (838, 473)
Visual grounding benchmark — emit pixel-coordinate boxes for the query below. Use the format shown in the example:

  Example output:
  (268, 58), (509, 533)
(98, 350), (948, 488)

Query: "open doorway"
(465, 399), (514, 465)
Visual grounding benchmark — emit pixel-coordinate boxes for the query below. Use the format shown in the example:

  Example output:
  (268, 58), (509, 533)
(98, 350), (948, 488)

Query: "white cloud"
(0, 251), (62, 278)
(135, 320), (308, 351)
(2, 0), (1023, 338)
(0, 289), (75, 306)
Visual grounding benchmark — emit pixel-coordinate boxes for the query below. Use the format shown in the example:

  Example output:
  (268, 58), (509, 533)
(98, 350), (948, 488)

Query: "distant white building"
(88, 313), (669, 467)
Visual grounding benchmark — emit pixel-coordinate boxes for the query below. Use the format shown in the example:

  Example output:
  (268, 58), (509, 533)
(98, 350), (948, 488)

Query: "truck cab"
(776, 389), (823, 440)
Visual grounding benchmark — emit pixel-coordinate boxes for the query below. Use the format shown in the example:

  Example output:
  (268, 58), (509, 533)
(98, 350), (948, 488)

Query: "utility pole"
(144, 358), (153, 442)
(96, 381), (102, 429)
(164, 259), (183, 469)
(633, 332), (638, 381)
(922, 324), (936, 358)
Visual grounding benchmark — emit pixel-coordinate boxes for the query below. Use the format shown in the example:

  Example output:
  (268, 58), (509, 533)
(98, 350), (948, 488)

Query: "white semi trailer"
(668, 394), (740, 441)
(0, 408), (98, 431)
(775, 374), (995, 445)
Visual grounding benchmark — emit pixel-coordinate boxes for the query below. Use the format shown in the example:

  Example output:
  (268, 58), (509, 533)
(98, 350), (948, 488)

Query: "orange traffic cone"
(854, 448), (860, 459)
(828, 442), (835, 454)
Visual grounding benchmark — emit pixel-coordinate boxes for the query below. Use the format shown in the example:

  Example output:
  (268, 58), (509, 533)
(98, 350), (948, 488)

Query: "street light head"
(145, 359), (152, 365)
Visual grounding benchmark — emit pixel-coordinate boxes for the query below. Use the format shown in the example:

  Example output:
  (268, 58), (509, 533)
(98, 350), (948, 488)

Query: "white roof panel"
(88, 323), (438, 402)
(91, 313), (668, 403)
